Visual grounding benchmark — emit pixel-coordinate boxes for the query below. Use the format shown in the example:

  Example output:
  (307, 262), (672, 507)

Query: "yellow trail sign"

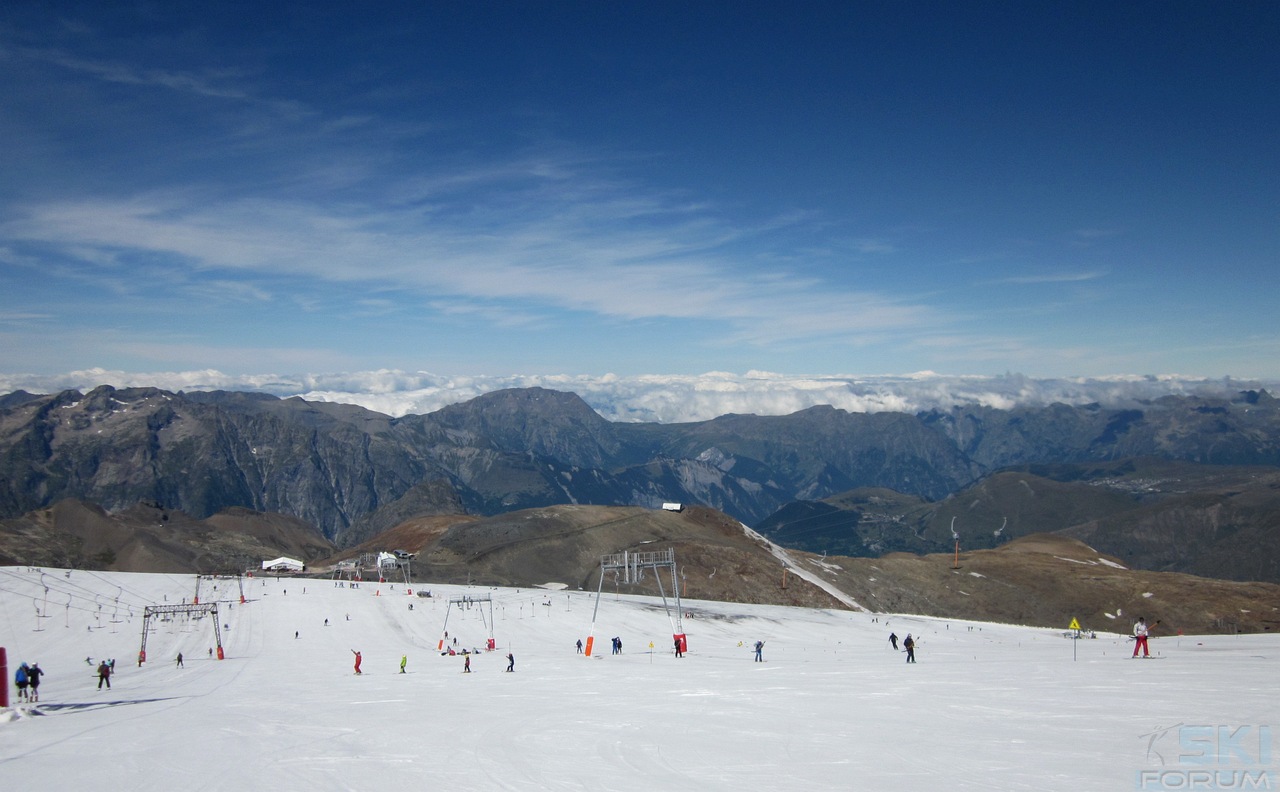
(1068, 617), (1081, 631)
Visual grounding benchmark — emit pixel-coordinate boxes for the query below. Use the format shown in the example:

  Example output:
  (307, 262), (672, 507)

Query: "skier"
(674, 636), (683, 658)
(14, 662), (30, 702)
(26, 663), (43, 702)
(176, 652), (184, 667)
(576, 639), (583, 654)
(506, 652), (515, 672)
(463, 655), (471, 673)
(352, 650), (363, 674)
(400, 655), (407, 674)
(889, 632), (899, 651)
(97, 660), (112, 689)
(903, 634), (916, 663)
(1132, 617), (1156, 658)
(754, 640), (765, 662)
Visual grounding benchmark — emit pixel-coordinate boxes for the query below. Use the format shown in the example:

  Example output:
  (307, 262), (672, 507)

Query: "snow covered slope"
(1, 566), (1274, 791)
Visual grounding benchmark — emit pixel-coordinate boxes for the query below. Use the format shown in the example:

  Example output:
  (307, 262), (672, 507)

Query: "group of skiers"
(344, 648), (513, 675)
(888, 632), (916, 662)
(21, 650), (196, 697)
(877, 616), (1160, 664)
(9, 612), (1163, 707)
(6, 620), (1164, 712)
(335, 613), (1161, 678)
(12, 662), (43, 701)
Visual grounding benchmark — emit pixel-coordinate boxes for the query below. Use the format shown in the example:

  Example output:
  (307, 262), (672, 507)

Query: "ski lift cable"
(93, 569), (194, 606)
(85, 569), (188, 606)
(0, 573), (154, 616)
(0, 581), (140, 615)
(59, 567), (192, 608)
(0, 568), (155, 610)
(0, 586), (20, 645)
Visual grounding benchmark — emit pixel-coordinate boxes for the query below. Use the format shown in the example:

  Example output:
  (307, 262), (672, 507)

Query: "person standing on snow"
(754, 641), (765, 662)
(506, 653), (515, 672)
(176, 652), (184, 667)
(352, 650), (363, 674)
(1132, 617), (1156, 658)
(26, 663), (43, 702)
(463, 655), (471, 673)
(97, 660), (112, 689)
(903, 634), (916, 663)
(14, 662), (30, 701)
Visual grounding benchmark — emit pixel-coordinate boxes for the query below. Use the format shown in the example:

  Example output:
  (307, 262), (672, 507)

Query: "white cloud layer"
(1, 369), (1272, 423)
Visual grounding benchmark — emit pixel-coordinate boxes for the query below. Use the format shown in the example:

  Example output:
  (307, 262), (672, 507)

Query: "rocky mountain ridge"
(755, 457), (1280, 584)
(2, 384), (1278, 563)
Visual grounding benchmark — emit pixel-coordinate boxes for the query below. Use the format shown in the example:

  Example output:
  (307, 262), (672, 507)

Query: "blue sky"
(1, 1), (1278, 384)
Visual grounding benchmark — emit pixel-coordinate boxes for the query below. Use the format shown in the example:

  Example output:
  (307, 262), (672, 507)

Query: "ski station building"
(260, 556), (304, 572)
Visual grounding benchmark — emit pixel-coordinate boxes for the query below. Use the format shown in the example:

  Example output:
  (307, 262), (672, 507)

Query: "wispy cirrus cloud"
(854, 238), (896, 254)
(16, 45), (311, 121)
(0, 311), (55, 323)
(0, 23), (1122, 377)
(994, 270), (1107, 285)
(1, 163), (951, 350)
(23, 46), (252, 99)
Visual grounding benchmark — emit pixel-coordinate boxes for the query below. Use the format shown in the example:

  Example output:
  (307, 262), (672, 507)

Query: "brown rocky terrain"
(802, 533), (1279, 635)
(324, 504), (1279, 634)
(0, 499), (335, 573)
(325, 504), (847, 611)
(3, 499), (1274, 635)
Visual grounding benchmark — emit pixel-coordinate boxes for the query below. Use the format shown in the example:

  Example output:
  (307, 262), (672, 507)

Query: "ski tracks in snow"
(740, 524), (866, 611)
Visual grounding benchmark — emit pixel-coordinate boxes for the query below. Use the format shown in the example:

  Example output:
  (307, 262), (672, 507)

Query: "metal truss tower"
(437, 593), (496, 651)
(138, 603), (224, 665)
(585, 548), (684, 657)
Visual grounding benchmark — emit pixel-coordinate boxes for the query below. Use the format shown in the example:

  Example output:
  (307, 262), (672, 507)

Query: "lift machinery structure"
(584, 547), (685, 657)
(437, 593), (496, 652)
(138, 602), (224, 665)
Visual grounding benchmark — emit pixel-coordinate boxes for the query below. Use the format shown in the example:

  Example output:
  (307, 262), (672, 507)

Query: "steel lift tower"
(584, 548), (685, 657)
(138, 603), (224, 665)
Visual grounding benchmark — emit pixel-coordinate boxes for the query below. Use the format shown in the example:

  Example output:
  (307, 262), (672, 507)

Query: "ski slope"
(1, 566), (1274, 791)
